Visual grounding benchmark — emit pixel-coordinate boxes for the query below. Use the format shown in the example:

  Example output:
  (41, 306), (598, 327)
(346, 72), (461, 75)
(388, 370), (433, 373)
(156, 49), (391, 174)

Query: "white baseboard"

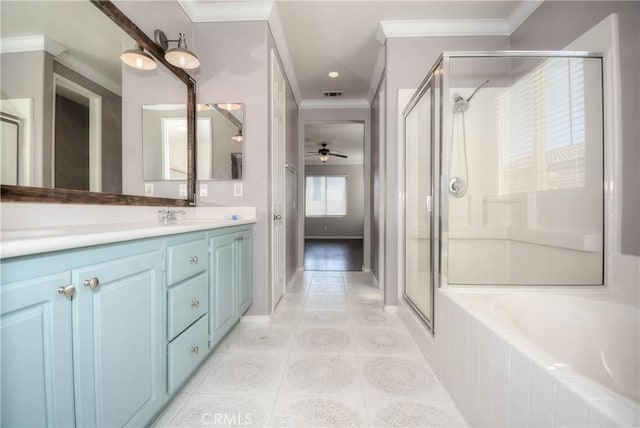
(304, 236), (364, 239)
(384, 305), (398, 314)
(240, 315), (270, 323)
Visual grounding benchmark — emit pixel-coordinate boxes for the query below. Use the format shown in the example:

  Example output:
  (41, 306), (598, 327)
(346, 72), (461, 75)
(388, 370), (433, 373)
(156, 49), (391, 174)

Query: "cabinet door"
(1, 273), (75, 427)
(73, 251), (163, 427)
(209, 233), (236, 346)
(237, 229), (254, 315)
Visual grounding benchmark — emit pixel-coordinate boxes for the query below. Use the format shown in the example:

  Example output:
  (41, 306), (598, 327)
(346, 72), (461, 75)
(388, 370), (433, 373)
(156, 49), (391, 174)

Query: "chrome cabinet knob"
(189, 256), (198, 264)
(57, 284), (76, 299)
(83, 277), (100, 290)
(191, 299), (200, 308)
(191, 345), (199, 354)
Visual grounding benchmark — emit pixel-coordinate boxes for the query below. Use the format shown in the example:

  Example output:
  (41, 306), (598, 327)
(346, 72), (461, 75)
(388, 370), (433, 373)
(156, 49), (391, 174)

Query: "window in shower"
(446, 54), (603, 286)
(498, 58), (586, 194)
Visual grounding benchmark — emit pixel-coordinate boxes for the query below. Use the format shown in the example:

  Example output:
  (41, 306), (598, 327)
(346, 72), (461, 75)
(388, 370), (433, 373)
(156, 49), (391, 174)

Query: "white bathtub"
(434, 289), (640, 427)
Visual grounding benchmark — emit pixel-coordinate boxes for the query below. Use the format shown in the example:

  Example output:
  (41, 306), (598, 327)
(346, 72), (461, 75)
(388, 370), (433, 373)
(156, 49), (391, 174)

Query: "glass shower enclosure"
(403, 52), (604, 331)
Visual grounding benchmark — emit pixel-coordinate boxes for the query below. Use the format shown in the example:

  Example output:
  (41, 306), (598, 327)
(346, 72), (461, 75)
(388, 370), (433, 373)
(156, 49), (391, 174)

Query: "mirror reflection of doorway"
(53, 74), (102, 192)
(303, 121), (365, 271)
(0, 112), (22, 185)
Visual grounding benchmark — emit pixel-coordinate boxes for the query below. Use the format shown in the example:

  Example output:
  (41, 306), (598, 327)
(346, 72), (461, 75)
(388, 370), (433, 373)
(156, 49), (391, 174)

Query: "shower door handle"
(426, 195), (433, 212)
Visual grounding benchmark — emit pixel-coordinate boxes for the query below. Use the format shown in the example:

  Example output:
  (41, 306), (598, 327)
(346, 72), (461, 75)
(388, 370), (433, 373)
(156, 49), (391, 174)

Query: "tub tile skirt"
(431, 291), (640, 428)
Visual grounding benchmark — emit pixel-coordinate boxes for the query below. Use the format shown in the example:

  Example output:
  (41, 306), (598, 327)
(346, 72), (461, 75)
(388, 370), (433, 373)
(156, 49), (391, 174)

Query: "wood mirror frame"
(0, 0), (196, 206)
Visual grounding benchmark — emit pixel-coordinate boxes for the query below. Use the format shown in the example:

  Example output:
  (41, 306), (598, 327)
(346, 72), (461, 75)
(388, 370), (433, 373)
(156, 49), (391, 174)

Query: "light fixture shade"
(120, 44), (157, 70)
(232, 129), (243, 142)
(319, 154), (329, 163)
(165, 33), (199, 69)
(217, 103), (242, 111)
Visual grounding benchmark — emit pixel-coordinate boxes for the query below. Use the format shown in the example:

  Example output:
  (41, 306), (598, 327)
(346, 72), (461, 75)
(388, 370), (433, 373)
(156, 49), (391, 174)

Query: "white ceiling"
(178, 0), (542, 104)
(304, 122), (364, 165)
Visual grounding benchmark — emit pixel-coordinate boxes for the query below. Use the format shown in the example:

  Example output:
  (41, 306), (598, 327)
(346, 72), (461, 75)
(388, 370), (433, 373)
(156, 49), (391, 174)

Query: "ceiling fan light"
(120, 44), (157, 70)
(319, 154), (330, 163)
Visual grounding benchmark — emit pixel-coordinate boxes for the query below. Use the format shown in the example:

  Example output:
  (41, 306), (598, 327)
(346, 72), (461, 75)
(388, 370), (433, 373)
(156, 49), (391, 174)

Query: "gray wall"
(382, 36), (510, 305)
(370, 75), (385, 283)
(511, 1), (640, 256)
(284, 65), (299, 284)
(304, 164), (364, 238)
(54, 62), (122, 194)
(192, 20), (299, 314)
(0, 51), (53, 187)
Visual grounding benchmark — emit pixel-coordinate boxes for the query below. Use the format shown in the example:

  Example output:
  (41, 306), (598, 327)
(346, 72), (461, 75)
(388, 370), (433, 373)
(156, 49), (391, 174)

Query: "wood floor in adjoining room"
(304, 239), (363, 271)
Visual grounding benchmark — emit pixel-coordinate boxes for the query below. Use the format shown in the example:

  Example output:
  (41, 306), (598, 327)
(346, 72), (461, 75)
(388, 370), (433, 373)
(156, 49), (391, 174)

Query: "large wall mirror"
(142, 102), (244, 181)
(0, 0), (195, 205)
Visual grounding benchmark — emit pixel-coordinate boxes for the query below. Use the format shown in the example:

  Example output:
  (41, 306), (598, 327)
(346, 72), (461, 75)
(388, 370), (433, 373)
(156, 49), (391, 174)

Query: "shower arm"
(466, 80), (490, 102)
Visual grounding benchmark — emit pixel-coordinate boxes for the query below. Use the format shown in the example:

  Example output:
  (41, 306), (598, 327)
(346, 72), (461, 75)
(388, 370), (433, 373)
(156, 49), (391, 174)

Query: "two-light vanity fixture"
(120, 29), (200, 70)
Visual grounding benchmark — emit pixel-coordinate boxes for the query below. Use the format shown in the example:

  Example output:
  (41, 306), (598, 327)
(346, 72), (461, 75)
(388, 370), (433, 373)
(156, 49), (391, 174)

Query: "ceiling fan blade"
(330, 153), (348, 158)
(304, 154), (318, 157)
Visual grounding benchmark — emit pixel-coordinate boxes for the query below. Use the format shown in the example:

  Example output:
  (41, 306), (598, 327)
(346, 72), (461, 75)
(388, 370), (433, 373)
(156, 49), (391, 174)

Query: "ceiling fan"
(305, 143), (348, 163)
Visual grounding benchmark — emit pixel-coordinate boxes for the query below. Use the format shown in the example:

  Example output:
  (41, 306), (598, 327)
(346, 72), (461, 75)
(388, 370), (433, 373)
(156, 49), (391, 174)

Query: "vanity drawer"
(168, 315), (208, 393)
(167, 239), (208, 285)
(168, 272), (208, 340)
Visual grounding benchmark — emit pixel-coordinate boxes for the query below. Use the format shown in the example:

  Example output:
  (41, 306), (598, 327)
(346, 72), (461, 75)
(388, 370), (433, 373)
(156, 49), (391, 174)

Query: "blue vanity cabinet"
(209, 232), (237, 345)
(165, 234), (210, 393)
(1, 240), (164, 428)
(72, 250), (164, 428)
(237, 228), (254, 315)
(0, 272), (76, 427)
(208, 226), (254, 346)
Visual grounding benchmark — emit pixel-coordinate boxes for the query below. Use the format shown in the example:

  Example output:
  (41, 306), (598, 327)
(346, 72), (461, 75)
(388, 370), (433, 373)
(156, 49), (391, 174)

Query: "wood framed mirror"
(0, 0), (196, 206)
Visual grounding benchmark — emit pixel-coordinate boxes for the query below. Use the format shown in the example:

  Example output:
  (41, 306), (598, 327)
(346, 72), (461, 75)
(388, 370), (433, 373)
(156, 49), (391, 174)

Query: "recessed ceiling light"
(328, 71), (339, 78)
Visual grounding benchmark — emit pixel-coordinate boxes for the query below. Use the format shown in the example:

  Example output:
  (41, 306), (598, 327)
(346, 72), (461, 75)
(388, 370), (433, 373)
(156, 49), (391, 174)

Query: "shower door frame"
(401, 58), (443, 333)
(401, 50), (606, 333)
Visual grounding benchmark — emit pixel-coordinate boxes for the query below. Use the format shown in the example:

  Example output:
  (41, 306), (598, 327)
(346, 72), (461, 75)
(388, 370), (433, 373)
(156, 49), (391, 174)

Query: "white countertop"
(0, 218), (255, 259)
(0, 203), (256, 259)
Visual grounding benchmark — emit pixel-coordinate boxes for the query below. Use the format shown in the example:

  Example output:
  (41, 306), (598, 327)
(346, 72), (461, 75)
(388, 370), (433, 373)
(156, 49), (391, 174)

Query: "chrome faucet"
(158, 208), (186, 224)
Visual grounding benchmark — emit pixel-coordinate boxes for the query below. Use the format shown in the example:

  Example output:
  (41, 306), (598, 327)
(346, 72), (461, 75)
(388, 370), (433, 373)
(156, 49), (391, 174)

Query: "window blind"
(305, 176), (347, 216)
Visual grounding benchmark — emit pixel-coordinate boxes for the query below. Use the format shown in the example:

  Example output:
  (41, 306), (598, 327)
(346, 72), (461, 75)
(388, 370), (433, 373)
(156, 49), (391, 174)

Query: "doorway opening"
(303, 121), (365, 271)
(53, 74), (102, 192)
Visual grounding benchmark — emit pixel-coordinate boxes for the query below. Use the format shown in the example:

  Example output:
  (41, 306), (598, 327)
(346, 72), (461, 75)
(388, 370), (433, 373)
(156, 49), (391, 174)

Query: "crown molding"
(506, 1), (544, 33)
(378, 1), (543, 40)
(267, 7), (302, 105)
(177, 0), (274, 22)
(55, 54), (122, 96)
(299, 98), (370, 110)
(0, 35), (67, 56)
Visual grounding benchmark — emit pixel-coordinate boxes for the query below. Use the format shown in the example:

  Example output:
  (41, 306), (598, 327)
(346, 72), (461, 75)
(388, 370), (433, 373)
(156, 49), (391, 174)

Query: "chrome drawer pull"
(191, 345), (199, 354)
(191, 299), (200, 309)
(83, 277), (100, 290)
(189, 256), (199, 264)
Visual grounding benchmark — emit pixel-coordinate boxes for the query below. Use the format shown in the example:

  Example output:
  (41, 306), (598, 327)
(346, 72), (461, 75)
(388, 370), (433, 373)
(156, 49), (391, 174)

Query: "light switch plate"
(199, 184), (208, 197)
(179, 184), (187, 197)
(144, 183), (154, 196)
(234, 182), (243, 197)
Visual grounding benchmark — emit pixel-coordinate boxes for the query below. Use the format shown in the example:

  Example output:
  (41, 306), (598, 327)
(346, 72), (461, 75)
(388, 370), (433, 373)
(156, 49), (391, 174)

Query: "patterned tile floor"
(153, 271), (467, 428)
